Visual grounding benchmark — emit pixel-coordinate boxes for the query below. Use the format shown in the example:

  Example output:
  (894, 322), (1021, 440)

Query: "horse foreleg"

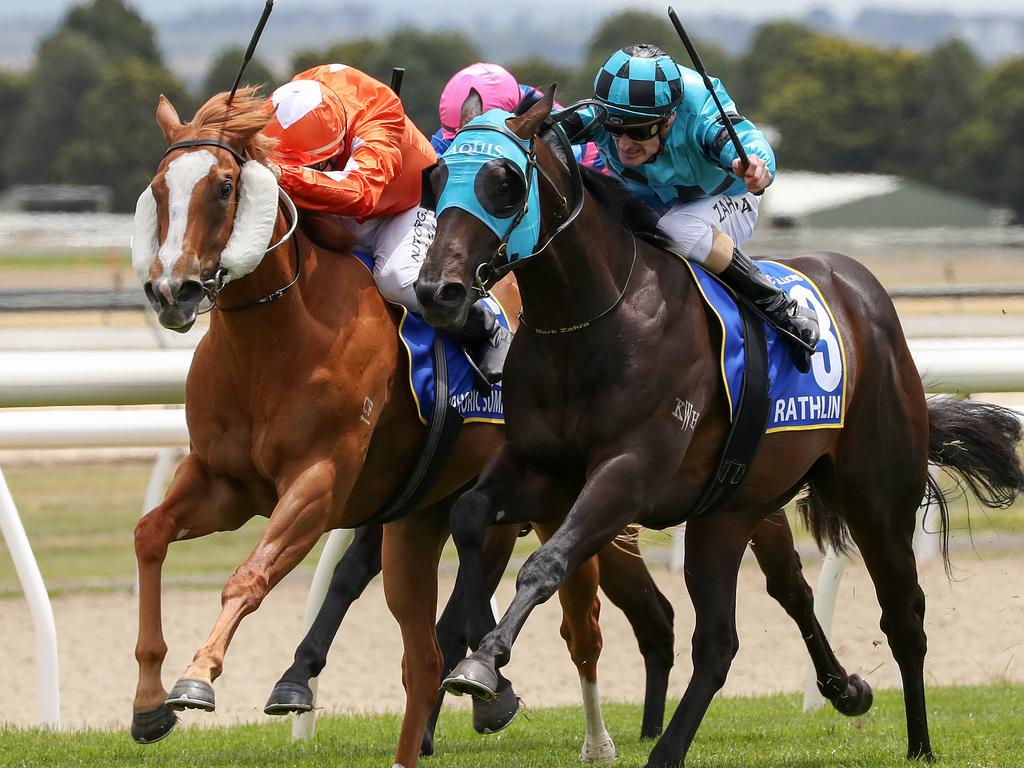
(382, 508), (448, 768)
(646, 515), (750, 768)
(536, 518), (615, 765)
(749, 509), (873, 716)
(423, 522), (522, 754)
(445, 455), (643, 704)
(264, 524), (384, 715)
(597, 538), (674, 739)
(132, 455), (252, 743)
(166, 463), (334, 713)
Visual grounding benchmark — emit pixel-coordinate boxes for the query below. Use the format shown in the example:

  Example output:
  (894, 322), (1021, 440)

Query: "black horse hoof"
(472, 679), (521, 734)
(165, 677), (216, 712)
(264, 680), (313, 715)
(832, 674), (873, 717)
(442, 656), (498, 701)
(131, 705), (178, 744)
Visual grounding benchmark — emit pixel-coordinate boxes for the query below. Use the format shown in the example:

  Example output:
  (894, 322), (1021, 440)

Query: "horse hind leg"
(749, 509), (872, 716)
(812, 445), (933, 760)
(555, 552), (616, 763)
(264, 524), (384, 716)
(597, 535), (674, 740)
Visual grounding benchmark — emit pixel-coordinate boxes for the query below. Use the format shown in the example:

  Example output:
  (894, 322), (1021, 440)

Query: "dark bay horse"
(129, 88), (688, 766)
(415, 92), (1024, 767)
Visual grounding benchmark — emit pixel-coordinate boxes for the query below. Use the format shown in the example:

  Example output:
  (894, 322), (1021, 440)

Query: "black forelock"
(514, 91), (541, 116)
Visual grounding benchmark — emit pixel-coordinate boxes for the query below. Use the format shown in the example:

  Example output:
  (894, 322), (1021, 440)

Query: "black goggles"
(604, 120), (665, 141)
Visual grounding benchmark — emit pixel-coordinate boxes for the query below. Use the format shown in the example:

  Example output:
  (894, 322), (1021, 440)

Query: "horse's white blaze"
(218, 160), (280, 281)
(130, 186), (159, 283)
(158, 150), (217, 276)
(579, 675), (616, 763)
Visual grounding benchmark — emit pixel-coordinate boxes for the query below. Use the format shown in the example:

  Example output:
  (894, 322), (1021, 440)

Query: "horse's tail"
(925, 397), (1024, 570)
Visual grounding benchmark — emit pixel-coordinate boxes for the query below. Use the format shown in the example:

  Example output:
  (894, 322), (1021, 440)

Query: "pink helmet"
(438, 62), (520, 140)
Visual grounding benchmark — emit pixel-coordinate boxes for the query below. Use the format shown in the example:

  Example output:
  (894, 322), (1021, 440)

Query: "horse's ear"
(156, 94), (183, 145)
(507, 84), (556, 140)
(459, 87), (483, 130)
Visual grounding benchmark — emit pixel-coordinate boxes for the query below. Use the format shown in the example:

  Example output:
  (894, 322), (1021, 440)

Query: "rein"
(162, 138), (300, 313)
(518, 232), (638, 336)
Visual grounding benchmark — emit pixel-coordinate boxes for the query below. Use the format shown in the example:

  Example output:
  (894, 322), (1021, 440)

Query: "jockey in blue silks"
(560, 43), (819, 360)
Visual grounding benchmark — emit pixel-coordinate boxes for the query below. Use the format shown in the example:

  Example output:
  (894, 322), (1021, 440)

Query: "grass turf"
(0, 686), (1020, 767)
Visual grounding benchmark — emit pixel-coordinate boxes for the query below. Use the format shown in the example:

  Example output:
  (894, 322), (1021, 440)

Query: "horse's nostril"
(177, 280), (204, 307)
(436, 282), (467, 307)
(144, 282), (162, 312)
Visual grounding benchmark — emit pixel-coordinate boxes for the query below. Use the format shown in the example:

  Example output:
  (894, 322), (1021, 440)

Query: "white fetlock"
(581, 731), (616, 763)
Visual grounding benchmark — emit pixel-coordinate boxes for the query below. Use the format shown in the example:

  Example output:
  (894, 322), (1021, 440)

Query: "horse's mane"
(190, 86), (277, 162)
(576, 167), (674, 251)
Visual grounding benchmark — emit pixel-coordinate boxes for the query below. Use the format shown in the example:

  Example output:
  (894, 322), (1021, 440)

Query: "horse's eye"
(219, 179), (233, 199)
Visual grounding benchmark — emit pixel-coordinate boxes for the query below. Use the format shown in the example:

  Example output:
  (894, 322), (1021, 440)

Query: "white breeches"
(657, 192), (760, 270)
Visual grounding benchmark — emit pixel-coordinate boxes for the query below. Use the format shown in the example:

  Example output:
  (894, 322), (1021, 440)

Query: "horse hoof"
(442, 657), (498, 701)
(165, 677), (216, 712)
(582, 731), (617, 763)
(832, 674), (873, 717)
(264, 680), (313, 715)
(472, 679), (521, 734)
(131, 705), (178, 744)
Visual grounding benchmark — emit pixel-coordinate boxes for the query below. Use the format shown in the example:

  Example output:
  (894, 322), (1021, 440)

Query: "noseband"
(162, 138), (299, 312)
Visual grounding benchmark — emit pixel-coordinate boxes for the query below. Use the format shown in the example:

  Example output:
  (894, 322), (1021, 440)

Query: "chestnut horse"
(129, 88), (691, 766)
(416, 93), (1024, 767)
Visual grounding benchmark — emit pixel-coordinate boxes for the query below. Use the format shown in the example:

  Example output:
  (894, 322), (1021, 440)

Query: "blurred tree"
(201, 45), (279, 98)
(565, 11), (733, 104)
(733, 21), (816, 114)
(287, 29), (479, 134)
(948, 57), (1024, 222)
(56, 59), (191, 211)
(755, 34), (921, 173)
(290, 38), (382, 78)
(504, 58), (572, 100)
(0, 71), (28, 188)
(64, 0), (162, 66)
(913, 39), (982, 187)
(5, 33), (106, 184)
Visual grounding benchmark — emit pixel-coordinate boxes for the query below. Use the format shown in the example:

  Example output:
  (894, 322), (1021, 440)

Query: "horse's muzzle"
(145, 277), (203, 332)
(415, 278), (469, 331)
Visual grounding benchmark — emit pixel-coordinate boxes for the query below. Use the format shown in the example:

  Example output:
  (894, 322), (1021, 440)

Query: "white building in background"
(761, 171), (1011, 229)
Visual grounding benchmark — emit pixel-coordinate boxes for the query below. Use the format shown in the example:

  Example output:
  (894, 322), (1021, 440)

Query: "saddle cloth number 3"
(789, 284), (841, 392)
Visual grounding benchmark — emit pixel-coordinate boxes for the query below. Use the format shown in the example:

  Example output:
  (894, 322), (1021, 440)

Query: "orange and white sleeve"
(277, 103), (406, 218)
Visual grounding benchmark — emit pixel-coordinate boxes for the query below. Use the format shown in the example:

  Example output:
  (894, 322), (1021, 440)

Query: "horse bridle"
(455, 113), (638, 336)
(457, 121), (586, 297)
(161, 138), (299, 312)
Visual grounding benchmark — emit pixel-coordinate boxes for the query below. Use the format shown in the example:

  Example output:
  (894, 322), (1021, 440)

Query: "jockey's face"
(612, 114), (675, 167)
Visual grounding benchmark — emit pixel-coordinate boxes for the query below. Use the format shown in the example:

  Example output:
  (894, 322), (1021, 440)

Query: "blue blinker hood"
(435, 109), (541, 263)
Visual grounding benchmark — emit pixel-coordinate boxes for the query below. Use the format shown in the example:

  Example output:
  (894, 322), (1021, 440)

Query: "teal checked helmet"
(593, 43), (684, 125)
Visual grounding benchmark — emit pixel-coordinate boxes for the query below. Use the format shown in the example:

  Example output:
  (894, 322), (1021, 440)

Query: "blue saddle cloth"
(353, 252), (507, 425)
(683, 259), (847, 433)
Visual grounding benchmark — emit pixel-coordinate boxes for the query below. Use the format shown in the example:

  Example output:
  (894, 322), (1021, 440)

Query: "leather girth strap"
(360, 333), (464, 526)
(687, 299), (771, 520)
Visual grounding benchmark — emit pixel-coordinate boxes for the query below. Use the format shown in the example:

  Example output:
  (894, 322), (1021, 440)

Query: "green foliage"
(732, 21), (817, 113)
(947, 57), (1024, 221)
(54, 60), (192, 211)
(0, 71), (28, 188)
(756, 34), (923, 173)
(4, 32), (106, 184)
(290, 38), (382, 77)
(504, 58), (572, 102)
(63, 0), (162, 66)
(200, 45), (279, 100)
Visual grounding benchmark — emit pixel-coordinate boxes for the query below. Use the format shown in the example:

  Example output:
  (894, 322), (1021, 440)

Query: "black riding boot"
(721, 247), (820, 371)
(455, 302), (514, 388)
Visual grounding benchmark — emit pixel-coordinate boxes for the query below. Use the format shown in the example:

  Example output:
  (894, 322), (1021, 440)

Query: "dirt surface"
(0, 550), (1020, 733)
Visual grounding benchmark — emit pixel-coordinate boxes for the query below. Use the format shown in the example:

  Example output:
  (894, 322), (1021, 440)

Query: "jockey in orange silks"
(264, 64), (511, 384)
